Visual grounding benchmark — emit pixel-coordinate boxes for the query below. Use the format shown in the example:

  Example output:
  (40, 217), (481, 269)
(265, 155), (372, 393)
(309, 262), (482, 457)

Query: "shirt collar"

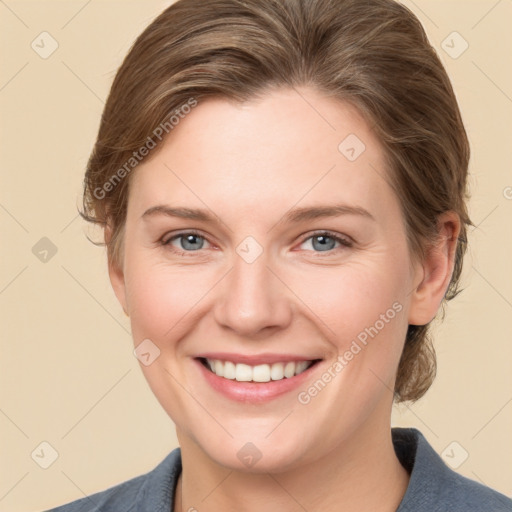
(132, 427), (454, 511)
(393, 427), (452, 511)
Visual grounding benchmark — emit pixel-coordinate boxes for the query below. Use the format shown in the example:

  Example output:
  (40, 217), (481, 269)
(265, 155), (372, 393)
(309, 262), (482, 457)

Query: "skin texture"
(108, 87), (460, 511)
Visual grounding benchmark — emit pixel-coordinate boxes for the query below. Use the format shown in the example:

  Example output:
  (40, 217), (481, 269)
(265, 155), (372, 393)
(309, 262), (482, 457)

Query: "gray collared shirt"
(44, 427), (512, 511)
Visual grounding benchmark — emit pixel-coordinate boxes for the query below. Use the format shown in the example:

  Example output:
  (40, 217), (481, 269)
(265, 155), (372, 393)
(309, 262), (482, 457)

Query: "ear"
(408, 211), (461, 326)
(105, 223), (129, 316)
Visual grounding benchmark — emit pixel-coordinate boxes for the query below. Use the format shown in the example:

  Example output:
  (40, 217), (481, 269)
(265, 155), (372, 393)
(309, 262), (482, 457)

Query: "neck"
(174, 418), (410, 512)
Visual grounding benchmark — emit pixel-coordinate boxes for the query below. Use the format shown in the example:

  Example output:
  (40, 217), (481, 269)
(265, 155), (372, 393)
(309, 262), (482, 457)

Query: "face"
(110, 87), (434, 472)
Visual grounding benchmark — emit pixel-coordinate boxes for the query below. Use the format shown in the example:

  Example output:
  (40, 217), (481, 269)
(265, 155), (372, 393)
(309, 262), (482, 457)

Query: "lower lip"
(194, 358), (321, 403)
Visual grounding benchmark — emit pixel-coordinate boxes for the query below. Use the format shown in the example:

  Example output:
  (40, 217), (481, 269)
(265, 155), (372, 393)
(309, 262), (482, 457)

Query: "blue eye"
(162, 231), (210, 255)
(160, 230), (352, 257)
(299, 231), (353, 253)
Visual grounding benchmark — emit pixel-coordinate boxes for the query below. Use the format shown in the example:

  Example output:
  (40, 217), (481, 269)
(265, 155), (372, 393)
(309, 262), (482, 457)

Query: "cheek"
(124, 260), (204, 344)
(290, 260), (406, 338)
(123, 260), (208, 423)
(286, 257), (410, 392)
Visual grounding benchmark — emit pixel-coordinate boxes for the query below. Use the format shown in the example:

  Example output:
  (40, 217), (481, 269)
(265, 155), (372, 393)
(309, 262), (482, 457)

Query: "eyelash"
(160, 230), (353, 257)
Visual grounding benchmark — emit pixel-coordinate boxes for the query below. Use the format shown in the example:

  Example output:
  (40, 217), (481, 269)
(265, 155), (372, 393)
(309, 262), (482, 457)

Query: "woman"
(46, 0), (512, 510)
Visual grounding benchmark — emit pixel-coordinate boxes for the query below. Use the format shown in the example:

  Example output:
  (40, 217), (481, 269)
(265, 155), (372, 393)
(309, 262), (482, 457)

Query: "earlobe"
(105, 223), (129, 316)
(408, 212), (461, 326)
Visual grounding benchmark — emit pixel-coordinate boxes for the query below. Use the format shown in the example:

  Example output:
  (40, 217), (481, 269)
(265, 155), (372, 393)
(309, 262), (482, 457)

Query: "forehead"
(128, 87), (399, 227)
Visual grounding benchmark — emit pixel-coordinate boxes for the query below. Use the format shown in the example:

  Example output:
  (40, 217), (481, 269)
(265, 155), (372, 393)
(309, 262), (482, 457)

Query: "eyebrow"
(141, 203), (376, 224)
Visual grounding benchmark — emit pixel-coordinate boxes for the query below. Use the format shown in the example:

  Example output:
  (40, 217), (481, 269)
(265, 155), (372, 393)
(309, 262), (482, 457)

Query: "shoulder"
(42, 447), (182, 512)
(393, 427), (512, 512)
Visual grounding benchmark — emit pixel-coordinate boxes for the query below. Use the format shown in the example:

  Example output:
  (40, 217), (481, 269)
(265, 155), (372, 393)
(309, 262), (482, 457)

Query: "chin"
(190, 427), (313, 474)
(212, 445), (305, 474)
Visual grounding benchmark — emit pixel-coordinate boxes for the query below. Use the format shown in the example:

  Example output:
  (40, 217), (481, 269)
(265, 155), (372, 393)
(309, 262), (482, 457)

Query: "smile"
(201, 358), (316, 382)
(194, 353), (323, 402)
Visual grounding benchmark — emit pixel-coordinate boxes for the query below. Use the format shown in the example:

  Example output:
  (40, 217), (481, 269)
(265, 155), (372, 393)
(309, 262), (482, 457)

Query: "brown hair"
(81, 0), (472, 402)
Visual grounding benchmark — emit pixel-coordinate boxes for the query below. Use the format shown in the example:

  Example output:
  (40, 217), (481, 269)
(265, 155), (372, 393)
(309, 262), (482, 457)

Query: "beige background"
(1, 0), (511, 510)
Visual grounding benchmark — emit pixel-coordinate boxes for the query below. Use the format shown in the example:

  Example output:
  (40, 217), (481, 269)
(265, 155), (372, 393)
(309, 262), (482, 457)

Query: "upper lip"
(195, 352), (322, 366)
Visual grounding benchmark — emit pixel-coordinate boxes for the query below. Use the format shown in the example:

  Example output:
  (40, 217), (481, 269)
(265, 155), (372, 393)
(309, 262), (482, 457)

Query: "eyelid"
(297, 230), (354, 247)
(161, 229), (209, 245)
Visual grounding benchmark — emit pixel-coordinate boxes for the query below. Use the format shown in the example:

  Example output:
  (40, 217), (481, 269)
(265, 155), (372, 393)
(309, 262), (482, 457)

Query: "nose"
(213, 249), (293, 338)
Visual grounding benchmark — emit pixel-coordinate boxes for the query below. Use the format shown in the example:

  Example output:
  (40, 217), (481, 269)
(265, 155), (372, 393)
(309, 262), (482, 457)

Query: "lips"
(194, 355), (323, 402)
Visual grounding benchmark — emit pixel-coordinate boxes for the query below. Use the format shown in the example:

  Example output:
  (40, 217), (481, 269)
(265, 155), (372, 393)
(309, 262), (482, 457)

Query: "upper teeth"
(205, 359), (312, 382)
